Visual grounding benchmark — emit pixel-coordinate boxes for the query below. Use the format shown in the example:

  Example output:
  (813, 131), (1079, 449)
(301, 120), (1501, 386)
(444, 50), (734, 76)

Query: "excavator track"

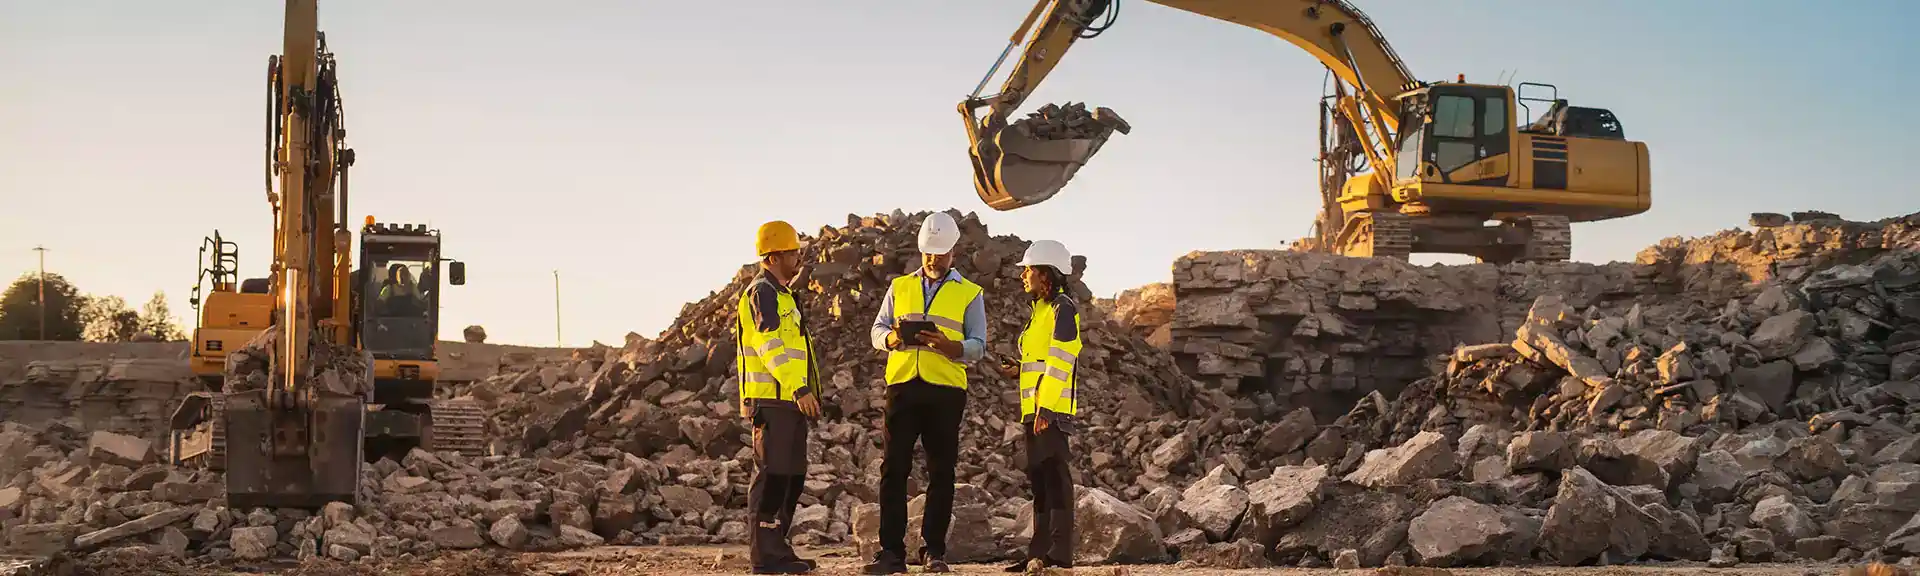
(174, 395), (229, 471)
(1337, 212), (1413, 260)
(1519, 215), (1572, 262)
(185, 396), (486, 468)
(426, 397), (488, 458)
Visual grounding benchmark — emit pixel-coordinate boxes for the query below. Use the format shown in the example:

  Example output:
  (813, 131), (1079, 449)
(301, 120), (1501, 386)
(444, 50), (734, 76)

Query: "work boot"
(779, 555), (818, 571)
(1004, 557), (1035, 573)
(912, 548), (951, 572)
(751, 560), (812, 575)
(860, 550), (908, 575)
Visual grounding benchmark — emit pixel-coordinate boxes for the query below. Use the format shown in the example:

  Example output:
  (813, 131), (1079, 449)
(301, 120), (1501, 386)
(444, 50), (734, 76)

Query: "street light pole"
(553, 270), (562, 347)
(32, 246), (48, 340)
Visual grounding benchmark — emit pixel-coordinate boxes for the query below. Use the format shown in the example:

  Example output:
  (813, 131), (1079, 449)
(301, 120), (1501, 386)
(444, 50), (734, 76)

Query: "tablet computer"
(897, 320), (937, 344)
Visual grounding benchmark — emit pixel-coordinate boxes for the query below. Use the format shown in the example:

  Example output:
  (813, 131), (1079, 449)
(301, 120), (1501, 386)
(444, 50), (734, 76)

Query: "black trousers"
(879, 380), (968, 558)
(749, 407), (809, 567)
(1024, 424), (1075, 567)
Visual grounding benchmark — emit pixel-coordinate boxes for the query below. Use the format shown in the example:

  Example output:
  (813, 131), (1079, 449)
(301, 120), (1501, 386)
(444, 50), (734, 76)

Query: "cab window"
(1433, 95), (1476, 138)
(1483, 97), (1506, 136)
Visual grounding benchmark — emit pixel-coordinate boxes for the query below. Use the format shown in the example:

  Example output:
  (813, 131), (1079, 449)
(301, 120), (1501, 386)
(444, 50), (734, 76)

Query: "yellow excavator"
(167, 0), (482, 509)
(960, 0), (1651, 262)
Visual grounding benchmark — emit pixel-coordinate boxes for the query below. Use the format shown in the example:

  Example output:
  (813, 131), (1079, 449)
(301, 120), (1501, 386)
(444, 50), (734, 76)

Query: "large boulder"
(1539, 467), (1624, 565)
(1176, 469), (1249, 543)
(1407, 496), (1523, 567)
(1272, 484), (1417, 568)
(1345, 431), (1459, 487)
(1750, 496), (1817, 547)
(1508, 431), (1574, 473)
(1243, 465), (1328, 546)
(1075, 488), (1167, 564)
(1613, 429), (1701, 485)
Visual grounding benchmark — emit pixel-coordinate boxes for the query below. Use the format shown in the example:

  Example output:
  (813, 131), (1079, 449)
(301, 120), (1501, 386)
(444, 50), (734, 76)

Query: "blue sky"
(3, 1), (1916, 347)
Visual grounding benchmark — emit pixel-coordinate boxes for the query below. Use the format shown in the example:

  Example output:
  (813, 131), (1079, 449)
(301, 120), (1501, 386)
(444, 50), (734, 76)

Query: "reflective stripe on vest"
(882, 273), (980, 389)
(1018, 296), (1081, 417)
(735, 278), (811, 402)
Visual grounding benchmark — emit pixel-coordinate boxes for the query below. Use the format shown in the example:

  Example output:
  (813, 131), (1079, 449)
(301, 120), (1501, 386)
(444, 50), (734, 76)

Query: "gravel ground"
(1, 547), (1869, 576)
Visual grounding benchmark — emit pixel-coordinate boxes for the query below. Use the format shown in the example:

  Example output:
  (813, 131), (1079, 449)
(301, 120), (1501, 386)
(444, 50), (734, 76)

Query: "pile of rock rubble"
(1115, 243), (1920, 568)
(9, 208), (1920, 570)
(0, 421), (669, 564)
(441, 211), (1235, 554)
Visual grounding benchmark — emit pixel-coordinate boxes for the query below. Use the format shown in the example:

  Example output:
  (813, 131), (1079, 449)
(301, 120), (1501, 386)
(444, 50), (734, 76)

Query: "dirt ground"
(4, 546), (1866, 576)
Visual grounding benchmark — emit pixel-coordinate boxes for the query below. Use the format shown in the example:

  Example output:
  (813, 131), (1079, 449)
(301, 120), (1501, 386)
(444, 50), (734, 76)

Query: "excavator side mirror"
(448, 261), (466, 286)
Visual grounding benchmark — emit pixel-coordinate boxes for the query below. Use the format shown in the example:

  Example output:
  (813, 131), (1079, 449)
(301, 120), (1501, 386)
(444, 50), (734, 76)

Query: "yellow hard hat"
(755, 221), (800, 256)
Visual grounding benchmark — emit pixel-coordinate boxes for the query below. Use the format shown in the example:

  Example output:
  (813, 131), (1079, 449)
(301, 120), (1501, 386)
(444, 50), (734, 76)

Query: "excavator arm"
(221, 0), (368, 509)
(961, 0), (1131, 210)
(962, 0), (1423, 210)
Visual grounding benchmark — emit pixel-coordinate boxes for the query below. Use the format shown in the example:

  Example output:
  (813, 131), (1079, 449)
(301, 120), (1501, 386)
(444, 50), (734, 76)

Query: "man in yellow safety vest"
(862, 212), (989, 575)
(997, 239), (1081, 575)
(737, 220), (824, 575)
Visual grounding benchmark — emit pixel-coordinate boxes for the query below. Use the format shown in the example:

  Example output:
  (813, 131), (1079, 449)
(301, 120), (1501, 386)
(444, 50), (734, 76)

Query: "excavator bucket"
(217, 342), (372, 510)
(223, 388), (365, 509)
(966, 103), (1130, 211)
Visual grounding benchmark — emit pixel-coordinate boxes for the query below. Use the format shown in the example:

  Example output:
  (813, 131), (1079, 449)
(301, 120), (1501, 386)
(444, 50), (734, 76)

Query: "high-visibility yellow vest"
(883, 273), (980, 389)
(735, 277), (812, 405)
(1019, 296), (1081, 418)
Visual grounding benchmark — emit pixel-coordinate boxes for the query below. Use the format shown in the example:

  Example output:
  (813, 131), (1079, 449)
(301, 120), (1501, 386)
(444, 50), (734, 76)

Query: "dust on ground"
(3, 547), (1861, 576)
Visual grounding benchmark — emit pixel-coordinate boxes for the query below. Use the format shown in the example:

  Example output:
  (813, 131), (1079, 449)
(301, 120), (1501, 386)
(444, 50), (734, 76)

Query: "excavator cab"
(1335, 80), (1648, 263)
(355, 220), (483, 462)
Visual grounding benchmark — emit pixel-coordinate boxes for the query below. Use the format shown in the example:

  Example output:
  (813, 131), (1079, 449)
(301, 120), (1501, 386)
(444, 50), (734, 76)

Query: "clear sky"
(4, 1), (1916, 347)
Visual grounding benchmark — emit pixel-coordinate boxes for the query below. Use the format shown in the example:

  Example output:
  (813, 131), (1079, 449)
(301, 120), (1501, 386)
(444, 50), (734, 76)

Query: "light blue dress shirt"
(869, 268), (987, 361)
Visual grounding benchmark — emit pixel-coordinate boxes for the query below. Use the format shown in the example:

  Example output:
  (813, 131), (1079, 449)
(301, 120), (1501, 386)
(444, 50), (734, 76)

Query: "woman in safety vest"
(998, 239), (1081, 574)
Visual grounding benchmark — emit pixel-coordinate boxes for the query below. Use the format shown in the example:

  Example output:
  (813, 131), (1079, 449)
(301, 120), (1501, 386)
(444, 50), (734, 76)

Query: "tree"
(138, 291), (186, 342)
(81, 295), (142, 342)
(0, 272), (86, 341)
(80, 292), (186, 342)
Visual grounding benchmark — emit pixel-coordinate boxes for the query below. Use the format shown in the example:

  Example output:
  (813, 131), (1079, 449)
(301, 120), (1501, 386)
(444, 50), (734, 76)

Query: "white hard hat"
(918, 212), (960, 255)
(1017, 240), (1072, 272)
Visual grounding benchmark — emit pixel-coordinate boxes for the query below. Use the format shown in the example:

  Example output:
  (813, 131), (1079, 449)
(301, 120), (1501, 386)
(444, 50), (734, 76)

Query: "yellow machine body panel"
(372, 358), (440, 383)
(189, 291), (272, 380)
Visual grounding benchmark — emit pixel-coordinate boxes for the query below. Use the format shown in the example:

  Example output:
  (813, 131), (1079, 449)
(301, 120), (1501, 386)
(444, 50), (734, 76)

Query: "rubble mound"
(7, 208), (1920, 570)
(1635, 210), (1920, 304)
(1136, 250), (1920, 568)
(455, 210), (1226, 550)
(1099, 282), (1173, 348)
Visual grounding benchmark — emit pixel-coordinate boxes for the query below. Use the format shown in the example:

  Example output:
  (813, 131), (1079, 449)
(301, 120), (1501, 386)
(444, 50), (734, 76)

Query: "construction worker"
(998, 240), (1081, 575)
(863, 212), (988, 575)
(738, 220), (824, 575)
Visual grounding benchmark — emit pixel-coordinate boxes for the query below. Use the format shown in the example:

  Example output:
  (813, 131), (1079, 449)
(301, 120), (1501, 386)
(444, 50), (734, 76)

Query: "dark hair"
(1034, 266), (1069, 297)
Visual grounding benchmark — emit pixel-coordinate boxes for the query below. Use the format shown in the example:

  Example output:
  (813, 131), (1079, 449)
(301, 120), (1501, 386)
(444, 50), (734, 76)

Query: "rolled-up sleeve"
(870, 287), (897, 352)
(959, 291), (987, 362)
